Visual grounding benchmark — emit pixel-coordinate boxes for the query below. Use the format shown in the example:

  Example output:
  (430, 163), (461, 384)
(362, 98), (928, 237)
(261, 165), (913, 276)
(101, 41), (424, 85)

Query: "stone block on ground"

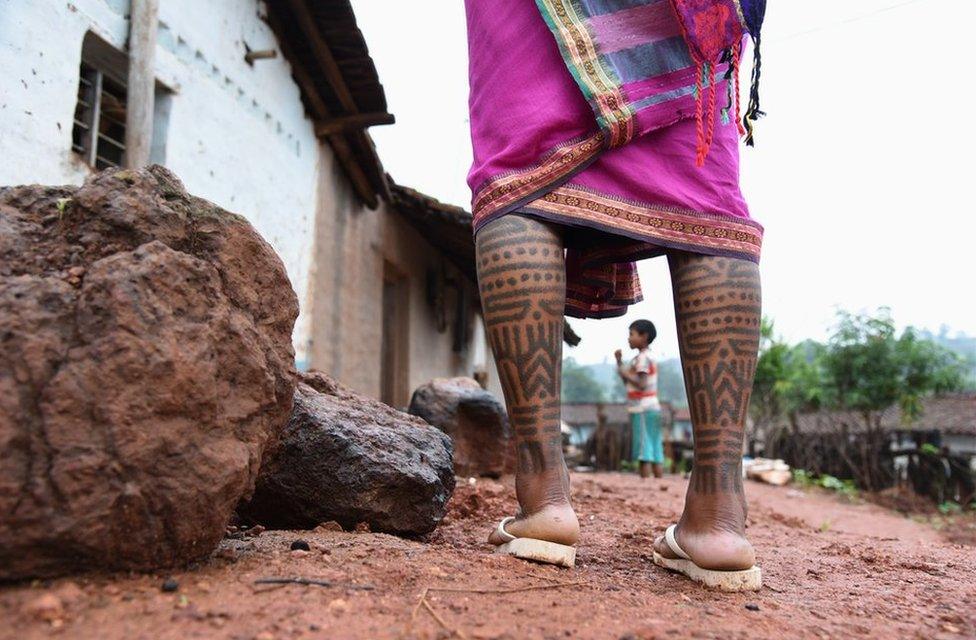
(0, 166), (298, 579)
(408, 377), (514, 477)
(237, 371), (455, 536)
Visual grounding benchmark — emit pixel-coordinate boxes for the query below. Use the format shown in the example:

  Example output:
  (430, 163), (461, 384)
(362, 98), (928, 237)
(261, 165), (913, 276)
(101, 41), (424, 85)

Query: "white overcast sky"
(352, 0), (974, 364)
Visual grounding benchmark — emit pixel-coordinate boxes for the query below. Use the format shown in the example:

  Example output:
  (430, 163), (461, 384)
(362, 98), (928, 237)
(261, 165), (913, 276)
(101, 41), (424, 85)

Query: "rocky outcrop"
(408, 378), (514, 477)
(238, 372), (455, 536)
(0, 166), (298, 579)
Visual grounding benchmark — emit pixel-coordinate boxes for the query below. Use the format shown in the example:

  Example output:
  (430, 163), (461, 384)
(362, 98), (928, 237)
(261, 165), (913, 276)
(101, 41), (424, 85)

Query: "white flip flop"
(652, 524), (762, 591)
(492, 516), (576, 568)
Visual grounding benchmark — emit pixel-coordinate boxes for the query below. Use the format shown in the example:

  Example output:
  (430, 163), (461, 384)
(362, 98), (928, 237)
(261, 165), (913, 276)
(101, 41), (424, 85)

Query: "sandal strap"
(495, 516), (517, 543)
(664, 524), (692, 560)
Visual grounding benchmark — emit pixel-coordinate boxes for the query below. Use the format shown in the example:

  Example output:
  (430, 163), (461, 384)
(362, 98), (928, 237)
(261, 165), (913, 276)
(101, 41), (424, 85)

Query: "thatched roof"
(562, 402), (675, 427)
(390, 184), (476, 283)
(786, 394), (976, 437)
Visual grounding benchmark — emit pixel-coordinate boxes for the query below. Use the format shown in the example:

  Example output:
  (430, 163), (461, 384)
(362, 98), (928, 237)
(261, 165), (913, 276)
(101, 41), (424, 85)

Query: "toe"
(487, 517), (516, 546)
(653, 533), (679, 559)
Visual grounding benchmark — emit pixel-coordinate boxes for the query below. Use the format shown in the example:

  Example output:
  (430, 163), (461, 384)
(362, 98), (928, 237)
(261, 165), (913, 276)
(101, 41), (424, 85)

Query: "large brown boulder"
(238, 372), (455, 536)
(408, 377), (514, 478)
(0, 166), (298, 579)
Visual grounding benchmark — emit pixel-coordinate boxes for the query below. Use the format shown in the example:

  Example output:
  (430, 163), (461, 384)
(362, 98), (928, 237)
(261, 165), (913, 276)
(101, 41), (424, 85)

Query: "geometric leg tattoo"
(669, 252), (761, 497)
(476, 214), (568, 494)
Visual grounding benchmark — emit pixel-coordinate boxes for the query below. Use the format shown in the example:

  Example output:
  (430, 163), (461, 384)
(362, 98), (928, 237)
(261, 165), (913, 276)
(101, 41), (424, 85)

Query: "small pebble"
(23, 593), (64, 622)
(290, 539), (311, 551)
(161, 578), (179, 593)
(745, 603), (760, 611)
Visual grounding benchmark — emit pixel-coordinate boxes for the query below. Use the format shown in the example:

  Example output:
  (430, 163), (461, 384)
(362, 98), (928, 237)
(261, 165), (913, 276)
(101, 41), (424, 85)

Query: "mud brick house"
(765, 394), (976, 459)
(562, 402), (678, 470)
(0, 0), (499, 407)
(762, 394), (976, 500)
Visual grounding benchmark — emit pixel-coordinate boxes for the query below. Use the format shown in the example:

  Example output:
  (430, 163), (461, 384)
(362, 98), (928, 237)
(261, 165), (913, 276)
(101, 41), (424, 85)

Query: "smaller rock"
(23, 593), (64, 622)
(408, 377), (514, 477)
(215, 547), (238, 562)
(314, 521), (344, 532)
(161, 578), (179, 593)
(354, 522), (371, 533)
(237, 372), (455, 535)
(328, 598), (349, 615)
(290, 539), (311, 551)
(53, 581), (85, 606)
(745, 603), (760, 611)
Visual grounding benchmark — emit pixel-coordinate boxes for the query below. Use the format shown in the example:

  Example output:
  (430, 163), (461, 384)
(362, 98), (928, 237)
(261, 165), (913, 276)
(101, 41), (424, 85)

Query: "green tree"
(816, 309), (967, 489)
(657, 358), (688, 407)
(822, 309), (966, 423)
(750, 318), (826, 433)
(561, 357), (607, 403)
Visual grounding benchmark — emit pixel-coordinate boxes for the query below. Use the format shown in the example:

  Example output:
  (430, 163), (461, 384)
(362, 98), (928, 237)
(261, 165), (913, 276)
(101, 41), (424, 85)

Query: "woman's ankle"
(516, 470), (573, 515)
(681, 488), (748, 536)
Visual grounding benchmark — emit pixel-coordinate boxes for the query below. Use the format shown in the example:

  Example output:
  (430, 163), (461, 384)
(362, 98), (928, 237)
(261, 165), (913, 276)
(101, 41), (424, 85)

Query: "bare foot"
(652, 474), (755, 570)
(488, 465), (579, 546)
(653, 524), (755, 570)
(488, 502), (579, 546)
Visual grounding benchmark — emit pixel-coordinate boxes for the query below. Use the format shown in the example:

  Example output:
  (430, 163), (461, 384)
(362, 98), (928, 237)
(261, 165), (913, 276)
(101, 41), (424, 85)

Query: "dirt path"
(3, 472), (974, 639)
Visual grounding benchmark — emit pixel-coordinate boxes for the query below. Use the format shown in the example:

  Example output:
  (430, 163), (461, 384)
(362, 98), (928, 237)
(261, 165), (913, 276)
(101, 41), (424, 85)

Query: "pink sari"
(465, 0), (763, 318)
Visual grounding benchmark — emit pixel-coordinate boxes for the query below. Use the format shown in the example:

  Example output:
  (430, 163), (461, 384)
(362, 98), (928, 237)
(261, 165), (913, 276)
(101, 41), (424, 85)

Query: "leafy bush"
(792, 469), (859, 499)
(938, 501), (962, 515)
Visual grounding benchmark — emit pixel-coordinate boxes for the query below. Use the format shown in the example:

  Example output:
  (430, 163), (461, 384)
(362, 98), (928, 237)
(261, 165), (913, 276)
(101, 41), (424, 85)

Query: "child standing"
(615, 320), (663, 479)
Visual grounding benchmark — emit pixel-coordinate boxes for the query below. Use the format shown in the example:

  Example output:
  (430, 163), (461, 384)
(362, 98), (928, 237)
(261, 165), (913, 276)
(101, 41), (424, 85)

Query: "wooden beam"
(266, 4), (377, 207)
(283, 0), (390, 201)
(314, 112), (395, 137)
(358, 130), (392, 202)
(284, 0), (360, 114)
(124, 0), (159, 168)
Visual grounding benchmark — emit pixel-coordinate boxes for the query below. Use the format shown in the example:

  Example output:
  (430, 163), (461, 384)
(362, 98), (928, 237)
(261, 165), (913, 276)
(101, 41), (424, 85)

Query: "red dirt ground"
(2, 472), (974, 640)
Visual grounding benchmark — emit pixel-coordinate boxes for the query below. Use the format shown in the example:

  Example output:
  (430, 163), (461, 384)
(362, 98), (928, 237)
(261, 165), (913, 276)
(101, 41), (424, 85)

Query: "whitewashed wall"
(0, 0), (320, 362)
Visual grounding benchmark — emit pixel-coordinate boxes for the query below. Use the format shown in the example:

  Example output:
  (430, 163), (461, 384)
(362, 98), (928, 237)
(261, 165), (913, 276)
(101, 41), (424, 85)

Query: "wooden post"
(124, 0), (159, 169)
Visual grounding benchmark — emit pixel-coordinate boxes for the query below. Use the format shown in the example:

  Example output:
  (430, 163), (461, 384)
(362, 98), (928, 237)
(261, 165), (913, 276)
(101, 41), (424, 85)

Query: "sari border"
(471, 132), (606, 227)
(520, 184), (762, 263)
(564, 302), (632, 319)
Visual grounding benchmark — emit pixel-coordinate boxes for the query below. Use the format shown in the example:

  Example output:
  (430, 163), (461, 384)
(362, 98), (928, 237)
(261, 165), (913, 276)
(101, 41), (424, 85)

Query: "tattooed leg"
(477, 214), (579, 547)
(653, 251), (761, 571)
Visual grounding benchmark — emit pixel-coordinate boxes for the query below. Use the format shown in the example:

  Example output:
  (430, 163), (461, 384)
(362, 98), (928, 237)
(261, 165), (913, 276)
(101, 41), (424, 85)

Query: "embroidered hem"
(522, 184), (763, 263)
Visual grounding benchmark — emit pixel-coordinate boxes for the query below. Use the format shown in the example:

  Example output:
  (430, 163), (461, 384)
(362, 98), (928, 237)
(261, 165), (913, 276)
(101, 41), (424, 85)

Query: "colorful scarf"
(534, 0), (767, 164)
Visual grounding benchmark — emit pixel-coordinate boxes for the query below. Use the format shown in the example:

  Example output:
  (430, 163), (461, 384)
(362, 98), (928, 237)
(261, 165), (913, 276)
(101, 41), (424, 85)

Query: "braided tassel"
(733, 44), (746, 136)
(743, 34), (765, 146)
(703, 66), (717, 153)
(694, 62), (706, 167)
